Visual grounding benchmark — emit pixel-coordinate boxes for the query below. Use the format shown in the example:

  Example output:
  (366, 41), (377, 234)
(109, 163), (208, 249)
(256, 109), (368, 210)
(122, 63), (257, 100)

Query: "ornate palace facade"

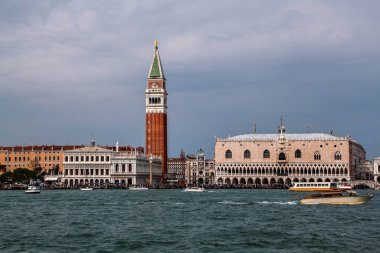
(111, 152), (161, 186)
(214, 122), (366, 186)
(168, 149), (215, 186)
(63, 145), (113, 186)
(186, 149), (215, 185)
(62, 142), (161, 187)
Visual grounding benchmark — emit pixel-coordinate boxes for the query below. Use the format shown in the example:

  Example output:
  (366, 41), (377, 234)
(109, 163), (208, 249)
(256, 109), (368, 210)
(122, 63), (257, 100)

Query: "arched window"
(263, 150), (270, 159)
(295, 149), (302, 159)
(128, 164), (132, 172)
(278, 152), (286, 160)
(244, 150), (251, 159)
(225, 150), (232, 159)
(334, 151), (342, 160)
(314, 151), (321, 160)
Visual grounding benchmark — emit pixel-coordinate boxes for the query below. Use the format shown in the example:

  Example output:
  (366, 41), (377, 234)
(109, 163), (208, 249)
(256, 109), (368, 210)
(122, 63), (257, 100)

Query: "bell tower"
(145, 41), (168, 178)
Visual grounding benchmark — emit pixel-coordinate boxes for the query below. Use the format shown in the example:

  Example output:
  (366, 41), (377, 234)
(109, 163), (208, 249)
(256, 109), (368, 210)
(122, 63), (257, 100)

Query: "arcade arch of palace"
(215, 163), (350, 185)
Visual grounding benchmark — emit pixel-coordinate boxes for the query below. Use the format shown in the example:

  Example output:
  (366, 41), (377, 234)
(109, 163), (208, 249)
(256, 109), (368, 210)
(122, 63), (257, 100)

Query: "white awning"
(44, 176), (59, 181)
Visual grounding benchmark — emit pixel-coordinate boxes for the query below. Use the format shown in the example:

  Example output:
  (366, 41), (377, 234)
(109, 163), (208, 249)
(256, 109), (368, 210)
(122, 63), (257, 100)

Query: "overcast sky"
(0, 0), (379, 159)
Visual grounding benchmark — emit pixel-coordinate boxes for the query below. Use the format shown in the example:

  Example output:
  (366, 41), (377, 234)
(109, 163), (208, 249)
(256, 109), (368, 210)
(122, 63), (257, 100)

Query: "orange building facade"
(0, 145), (79, 172)
(145, 41), (168, 177)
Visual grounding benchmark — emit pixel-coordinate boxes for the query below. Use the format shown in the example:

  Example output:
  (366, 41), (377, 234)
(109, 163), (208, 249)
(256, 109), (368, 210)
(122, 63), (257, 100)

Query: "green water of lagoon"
(0, 189), (378, 253)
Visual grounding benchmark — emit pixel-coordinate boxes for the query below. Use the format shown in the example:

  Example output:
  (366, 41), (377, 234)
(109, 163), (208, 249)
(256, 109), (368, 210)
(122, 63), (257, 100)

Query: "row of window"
(3, 151), (60, 154)
(226, 150), (343, 161)
(216, 167), (348, 175)
(115, 164), (133, 173)
(148, 97), (162, 104)
(5, 163), (58, 169)
(4, 156), (59, 162)
(295, 183), (330, 187)
(65, 168), (110, 176)
(65, 155), (110, 163)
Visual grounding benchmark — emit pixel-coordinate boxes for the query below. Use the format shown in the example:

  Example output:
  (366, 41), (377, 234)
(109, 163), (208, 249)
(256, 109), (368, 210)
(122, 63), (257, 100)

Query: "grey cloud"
(0, 0), (379, 159)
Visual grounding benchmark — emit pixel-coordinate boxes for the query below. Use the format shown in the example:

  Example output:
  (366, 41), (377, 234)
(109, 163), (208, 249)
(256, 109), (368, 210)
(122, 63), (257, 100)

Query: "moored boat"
(289, 182), (344, 192)
(337, 182), (353, 190)
(129, 185), (149, 190)
(184, 187), (205, 192)
(25, 183), (41, 194)
(184, 184), (205, 192)
(300, 190), (373, 205)
(80, 187), (93, 191)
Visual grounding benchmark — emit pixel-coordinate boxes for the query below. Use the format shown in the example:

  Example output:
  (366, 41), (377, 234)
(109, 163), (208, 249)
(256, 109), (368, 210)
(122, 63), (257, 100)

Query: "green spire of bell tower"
(150, 54), (160, 78)
(148, 41), (165, 79)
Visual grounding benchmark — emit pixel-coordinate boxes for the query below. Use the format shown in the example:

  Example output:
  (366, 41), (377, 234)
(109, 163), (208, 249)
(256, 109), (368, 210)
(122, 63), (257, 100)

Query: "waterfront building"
(111, 151), (162, 186)
(0, 144), (138, 174)
(214, 120), (366, 186)
(61, 141), (161, 187)
(185, 149), (215, 185)
(354, 161), (373, 180)
(62, 142), (114, 186)
(168, 149), (186, 184)
(374, 157), (380, 183)
(145, 41), (168, 178)
(0, 145), (80, 172)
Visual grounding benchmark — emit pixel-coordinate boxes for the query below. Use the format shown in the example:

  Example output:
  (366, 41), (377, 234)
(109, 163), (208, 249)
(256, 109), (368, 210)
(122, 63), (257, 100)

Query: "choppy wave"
(146, 201), (168, 205)
(257, 201), (298, 205)
(1, 189), (378, 253)
(217, 200), (249, 205)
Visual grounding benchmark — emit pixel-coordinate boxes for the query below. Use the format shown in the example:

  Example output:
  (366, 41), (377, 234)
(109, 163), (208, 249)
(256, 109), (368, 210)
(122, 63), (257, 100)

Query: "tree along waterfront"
(0, 167), (45, 185)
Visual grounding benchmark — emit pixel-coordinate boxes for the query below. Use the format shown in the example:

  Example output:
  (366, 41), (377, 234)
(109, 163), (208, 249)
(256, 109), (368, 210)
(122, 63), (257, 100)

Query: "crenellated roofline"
(217, 133), (351, 142)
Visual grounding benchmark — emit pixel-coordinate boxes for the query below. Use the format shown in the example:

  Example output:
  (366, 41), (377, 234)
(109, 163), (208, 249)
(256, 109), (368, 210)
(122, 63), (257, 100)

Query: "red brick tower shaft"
(145, 41), (168, 178)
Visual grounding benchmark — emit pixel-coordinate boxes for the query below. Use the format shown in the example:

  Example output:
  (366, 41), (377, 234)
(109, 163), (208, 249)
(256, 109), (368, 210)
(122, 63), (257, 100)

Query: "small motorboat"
(337, 182), (353, 190)
(184, 185), (205, 192)
(300, 190), (373, 205)
(80, 187), (93, 191)
(129, 185), (149, 190)
(25, 185), (41, 194)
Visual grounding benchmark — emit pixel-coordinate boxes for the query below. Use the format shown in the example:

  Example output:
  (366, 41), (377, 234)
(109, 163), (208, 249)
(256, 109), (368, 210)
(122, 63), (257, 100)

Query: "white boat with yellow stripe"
(289, 182), (351, 192)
